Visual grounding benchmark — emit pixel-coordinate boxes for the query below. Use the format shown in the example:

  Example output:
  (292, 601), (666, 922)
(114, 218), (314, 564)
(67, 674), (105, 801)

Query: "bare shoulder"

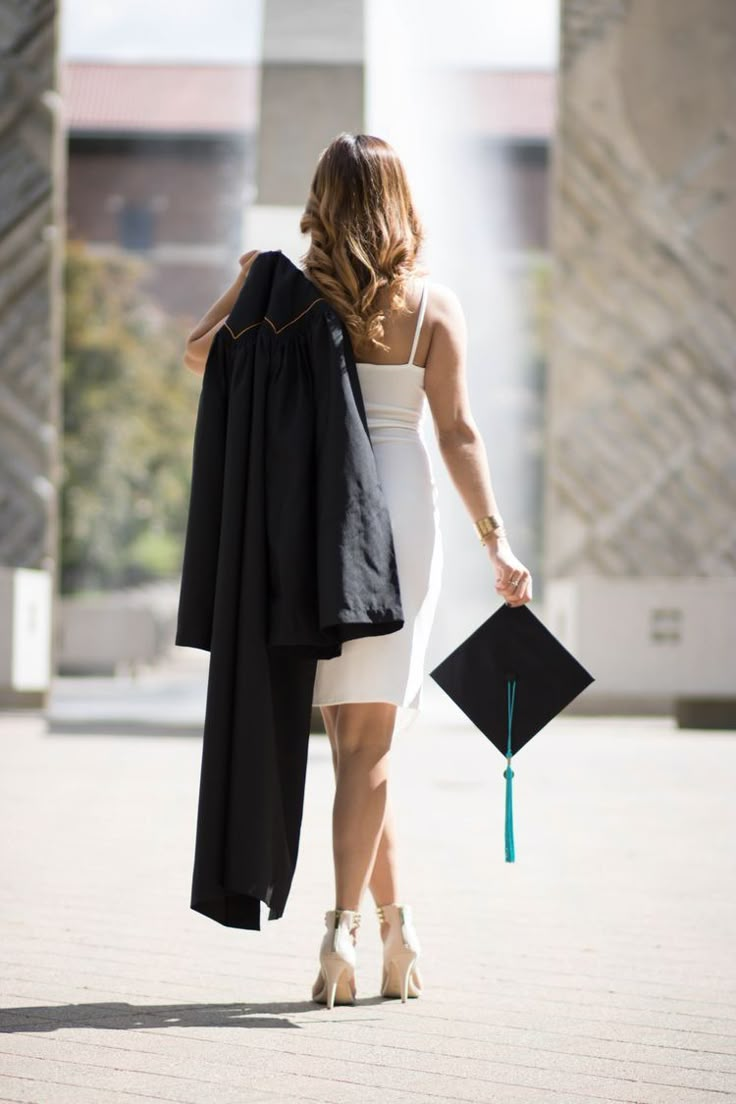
(425, 280), (467, 359)
(427, 279), (464, 317)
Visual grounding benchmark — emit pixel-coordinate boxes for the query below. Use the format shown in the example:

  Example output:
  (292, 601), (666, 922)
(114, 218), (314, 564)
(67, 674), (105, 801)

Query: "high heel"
(311, 908), (361, 1010)
(376, 902), (423, 1001)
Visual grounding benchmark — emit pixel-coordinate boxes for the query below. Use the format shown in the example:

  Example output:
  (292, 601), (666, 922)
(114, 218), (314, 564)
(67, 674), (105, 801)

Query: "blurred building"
(62, 61), (554, 320)
(61, 62), (259, 320)
(464, 69), (554, 252)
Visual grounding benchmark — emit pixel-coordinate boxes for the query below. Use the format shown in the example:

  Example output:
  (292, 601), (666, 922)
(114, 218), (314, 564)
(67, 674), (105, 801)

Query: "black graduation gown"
(175, 250), (404, 930)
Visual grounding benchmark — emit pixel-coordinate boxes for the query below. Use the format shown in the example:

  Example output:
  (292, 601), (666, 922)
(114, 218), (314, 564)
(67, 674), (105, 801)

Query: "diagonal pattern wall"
(545, 0), (736, 580)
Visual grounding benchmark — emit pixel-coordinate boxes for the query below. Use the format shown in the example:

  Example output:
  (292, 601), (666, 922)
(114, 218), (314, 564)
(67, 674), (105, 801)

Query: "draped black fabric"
(175, 250), (404, 929)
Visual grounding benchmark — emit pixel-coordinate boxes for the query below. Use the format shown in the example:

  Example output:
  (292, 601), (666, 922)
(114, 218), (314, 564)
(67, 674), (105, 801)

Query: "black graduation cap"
(429, 601), (595, 862)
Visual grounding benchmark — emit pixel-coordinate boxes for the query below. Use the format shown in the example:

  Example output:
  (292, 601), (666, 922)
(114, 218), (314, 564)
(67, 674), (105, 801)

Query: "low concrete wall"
(56, 584), (179, 676)
(544, 575), (736, 726)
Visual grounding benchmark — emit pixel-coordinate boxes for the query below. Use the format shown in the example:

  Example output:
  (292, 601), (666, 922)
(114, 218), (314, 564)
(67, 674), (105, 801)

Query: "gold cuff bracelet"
(474, 514), (505, 542)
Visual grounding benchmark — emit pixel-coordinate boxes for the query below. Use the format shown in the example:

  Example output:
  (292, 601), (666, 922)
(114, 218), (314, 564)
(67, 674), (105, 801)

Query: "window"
(119, 202), (155, 251)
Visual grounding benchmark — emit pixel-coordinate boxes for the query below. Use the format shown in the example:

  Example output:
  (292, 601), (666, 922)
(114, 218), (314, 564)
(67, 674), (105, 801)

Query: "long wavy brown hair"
(299, 132), (429, 355)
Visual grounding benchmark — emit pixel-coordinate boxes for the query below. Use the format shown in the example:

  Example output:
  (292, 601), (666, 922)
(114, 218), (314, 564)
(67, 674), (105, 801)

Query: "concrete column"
(245, 0), (365, 256)
(545, 0), (736, 717)
(0, 1), (64, 707)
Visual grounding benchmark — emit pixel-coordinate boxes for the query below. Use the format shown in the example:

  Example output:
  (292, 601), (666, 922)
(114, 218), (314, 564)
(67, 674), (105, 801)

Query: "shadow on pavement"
(0, 997), (389, 1032)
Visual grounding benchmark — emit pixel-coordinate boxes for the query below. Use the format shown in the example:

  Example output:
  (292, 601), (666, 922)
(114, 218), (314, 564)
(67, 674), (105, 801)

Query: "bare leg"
(319, 701), (398, 911)
(320, 704), (401, 910)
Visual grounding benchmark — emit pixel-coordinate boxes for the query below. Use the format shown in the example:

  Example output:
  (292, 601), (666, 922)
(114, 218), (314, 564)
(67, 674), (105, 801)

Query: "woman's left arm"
(184, 249), (260, 376)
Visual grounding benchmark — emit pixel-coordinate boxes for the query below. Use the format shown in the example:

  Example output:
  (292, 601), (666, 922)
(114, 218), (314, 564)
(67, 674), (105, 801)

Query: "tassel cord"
(504, 678), (516, 862)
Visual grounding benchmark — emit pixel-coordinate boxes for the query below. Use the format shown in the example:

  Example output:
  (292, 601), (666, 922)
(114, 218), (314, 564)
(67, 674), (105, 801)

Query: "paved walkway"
(0, 684), (734, 1103)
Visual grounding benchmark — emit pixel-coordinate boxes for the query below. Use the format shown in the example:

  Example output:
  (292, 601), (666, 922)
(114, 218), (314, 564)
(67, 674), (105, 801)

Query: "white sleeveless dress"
(311, 279), (443, 723)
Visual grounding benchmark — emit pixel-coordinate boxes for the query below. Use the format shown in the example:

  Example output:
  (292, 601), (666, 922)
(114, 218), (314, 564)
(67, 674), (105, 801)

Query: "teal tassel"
(504, 678), (516, 862)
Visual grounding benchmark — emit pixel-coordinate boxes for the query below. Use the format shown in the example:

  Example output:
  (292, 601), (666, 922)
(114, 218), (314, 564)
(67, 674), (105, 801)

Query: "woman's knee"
(335, 702), (397, 759)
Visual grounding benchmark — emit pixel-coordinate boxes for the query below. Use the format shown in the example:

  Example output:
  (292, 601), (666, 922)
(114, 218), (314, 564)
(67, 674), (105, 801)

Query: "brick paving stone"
(1, 691), (734, 1104)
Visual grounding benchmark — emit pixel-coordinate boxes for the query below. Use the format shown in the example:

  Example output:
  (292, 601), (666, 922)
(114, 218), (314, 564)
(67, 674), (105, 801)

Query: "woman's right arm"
(183, 249), (260, 376)
(423, 284), (532, 607)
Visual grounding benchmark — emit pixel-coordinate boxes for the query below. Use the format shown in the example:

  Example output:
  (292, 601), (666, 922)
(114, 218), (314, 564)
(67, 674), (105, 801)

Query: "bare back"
(353, 277), (475, 448)
(352, 278), (432, 366)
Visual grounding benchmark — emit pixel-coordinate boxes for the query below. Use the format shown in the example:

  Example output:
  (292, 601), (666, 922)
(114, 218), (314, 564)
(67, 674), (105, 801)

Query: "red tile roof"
(61, 62), (259, 135)
(61, 62), (554, 140)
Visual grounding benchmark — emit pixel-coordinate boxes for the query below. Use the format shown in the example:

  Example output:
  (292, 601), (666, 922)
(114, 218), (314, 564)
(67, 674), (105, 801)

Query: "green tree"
(61, 240), (199, 594)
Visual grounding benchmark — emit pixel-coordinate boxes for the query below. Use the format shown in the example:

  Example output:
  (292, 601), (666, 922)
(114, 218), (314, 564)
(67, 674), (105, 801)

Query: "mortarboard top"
(429, 601), (595, 862)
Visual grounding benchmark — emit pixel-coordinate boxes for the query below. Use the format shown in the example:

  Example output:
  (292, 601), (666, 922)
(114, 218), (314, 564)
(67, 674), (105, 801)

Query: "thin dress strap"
(407, 279), (428, 366)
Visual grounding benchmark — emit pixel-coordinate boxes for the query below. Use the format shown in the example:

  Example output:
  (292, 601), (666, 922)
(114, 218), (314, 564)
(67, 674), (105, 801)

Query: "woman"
(184, 133), (532, 1009)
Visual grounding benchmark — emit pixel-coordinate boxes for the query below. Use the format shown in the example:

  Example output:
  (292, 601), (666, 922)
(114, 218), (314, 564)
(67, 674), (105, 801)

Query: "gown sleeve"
(310, 306), (404, 638)
(175, 326), (229, 651)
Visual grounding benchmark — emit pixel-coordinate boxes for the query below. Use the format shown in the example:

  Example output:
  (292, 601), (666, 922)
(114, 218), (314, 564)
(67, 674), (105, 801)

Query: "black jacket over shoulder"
(175, 249), (404, 930)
